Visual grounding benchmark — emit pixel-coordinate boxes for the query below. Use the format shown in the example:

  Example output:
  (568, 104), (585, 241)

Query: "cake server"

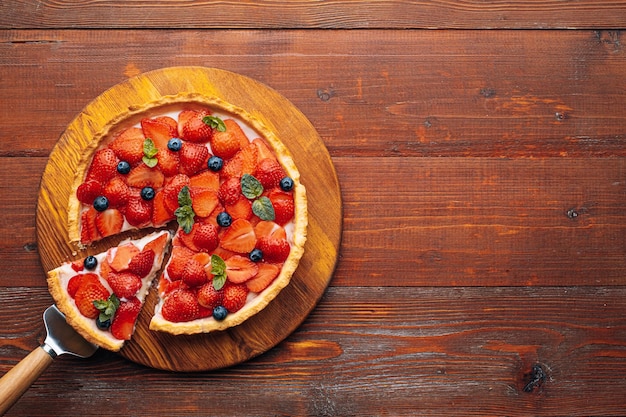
(0, 305), (98, 415)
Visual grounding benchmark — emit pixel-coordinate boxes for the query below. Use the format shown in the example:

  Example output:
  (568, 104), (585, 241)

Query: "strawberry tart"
(47, 92), (307, 348)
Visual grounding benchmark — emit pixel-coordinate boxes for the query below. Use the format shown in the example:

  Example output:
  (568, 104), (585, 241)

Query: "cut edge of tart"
(46, 230), (172, 351)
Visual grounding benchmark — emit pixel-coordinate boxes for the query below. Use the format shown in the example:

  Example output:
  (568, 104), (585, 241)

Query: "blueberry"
(96, 316), (111, 330)
(249, 248), (263, 262)
(207, 156), (223, 172)
(280, 177), (294, 191)
(216, 211), (232, 227)
(83, 255), (98, 270)
(213, 305), (228, 321)
(140, 186), (155, 201)
(93, 196), (109, 212)
(117, 161), (131, 175)
(167, 138), (182, 151)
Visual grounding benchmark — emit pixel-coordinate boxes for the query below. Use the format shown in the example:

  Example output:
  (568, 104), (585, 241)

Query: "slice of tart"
(47, 230), (171, 351)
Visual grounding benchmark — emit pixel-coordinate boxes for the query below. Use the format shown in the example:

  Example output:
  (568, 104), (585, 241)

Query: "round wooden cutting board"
(36, 67), (342, 371)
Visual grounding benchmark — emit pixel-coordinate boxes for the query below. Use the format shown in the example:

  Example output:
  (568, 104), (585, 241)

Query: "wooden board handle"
(0, 347), (54, 415)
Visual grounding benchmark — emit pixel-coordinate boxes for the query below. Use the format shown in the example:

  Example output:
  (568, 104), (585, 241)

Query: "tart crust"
(63, 92), (308, 337)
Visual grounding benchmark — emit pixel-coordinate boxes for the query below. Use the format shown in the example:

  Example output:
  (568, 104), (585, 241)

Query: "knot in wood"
(523, 364), (546, 393)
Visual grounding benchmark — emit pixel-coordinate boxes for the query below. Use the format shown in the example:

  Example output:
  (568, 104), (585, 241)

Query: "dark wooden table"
(2, 2), (626, 416)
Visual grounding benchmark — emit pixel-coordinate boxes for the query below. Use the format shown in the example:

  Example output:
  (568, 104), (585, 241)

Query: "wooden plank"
(2, 286), (626, 416)
(1, 1), (626, 29)
(334, 157), (626, 287)
(1, 30), (625, 158)
(3, 156), (626, 287)
(0, 158), (45, 286)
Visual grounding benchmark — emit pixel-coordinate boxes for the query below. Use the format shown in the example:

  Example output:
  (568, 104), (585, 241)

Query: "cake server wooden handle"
(0, 346), (54, 415)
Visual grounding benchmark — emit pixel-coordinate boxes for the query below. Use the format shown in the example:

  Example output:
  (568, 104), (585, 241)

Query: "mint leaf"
(241, 173), (264, 199)
(175, 186), (195, 233)
(178, 185), (193, 207)
(202, 115), (227, 132)
(211, 254), (227, 290)
(93, 294), (120, 322)
(143, 155), (158, 168)
(143, 138), (158, 167)
(252, 196), (275, 221)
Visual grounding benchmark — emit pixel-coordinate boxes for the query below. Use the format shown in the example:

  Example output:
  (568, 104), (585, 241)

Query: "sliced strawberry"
(99, 257), (113, 280)
(108, 127), (145, 165)
(252, 138), (275, 162)
(246, 263), (280, 293)
(125, 195), (153, 227)
(125, 164), (165, 189)
(222, 283), (249, 313)
(191, 223), (219, 252)
(86, 148), (119, 183)
(108, 242), (140, 272)
(225, 195), (252, 221)
(127, 249), (155, 278)
(67, 273), (100, 298)
(177, 226), (200, 252)
(70, 260), (84, 272)
(102, 176), (131, 208)
(225, 255), (258, 284)
(74, 281), (110, 319)
(158, 274), (189, 295)
(107, 271), (142, 298)
(239, 142), (259, 175)
(143, 232), (170, 263)
(141, 117), (177, 150)
(209, 119), (246, 159)
(254, 221), (287, 240)
(197, 282), (223, 309)
(191, 188), (219, 218)
(182, 258), (208, 287)
(218, 177), (241, 205)
(179, 142), (209, 176)
(162, 174), (190, 213)
(157, 148), (180, 177)
(95, 208), (124, 238)
(206, 202), (225, 229)
(257, 236), (291, 263)
(189, 170), (219, 191)
(268, 189), (295, 225)
(221, 152), (243, 180)
(80, 207), (99, 244)
(166, 245), (195, 281)
(220, 218), (256, 253)
(222, 143), (258, 180)
(253, 158), (285, 189)
(192, 251), (212, 266)
(152, 190), (174, 226)
(161, 289), (200, 322)
(76, 179), (102, 205)
(110, 297), (141, 340)
(212, 245), (237, 261)
(178, 109), (213, 143)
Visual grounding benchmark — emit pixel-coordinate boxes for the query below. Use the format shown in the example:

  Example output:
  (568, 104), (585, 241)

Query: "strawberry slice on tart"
(47, 230), (171, 351)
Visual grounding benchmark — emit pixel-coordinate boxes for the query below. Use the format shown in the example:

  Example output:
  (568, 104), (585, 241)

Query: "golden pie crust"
(57, 92), (307, 341)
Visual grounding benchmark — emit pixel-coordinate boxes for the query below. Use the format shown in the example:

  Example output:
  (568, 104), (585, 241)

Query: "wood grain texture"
(1, 0), (626, 29)
(35, 67), (341, 370)
(2, 286), (626, 416)
(1, 30), (625, 158)
(1, 13), (626, 416)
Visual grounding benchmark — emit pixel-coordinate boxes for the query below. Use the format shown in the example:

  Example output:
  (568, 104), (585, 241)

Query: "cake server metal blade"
(0, 305), (98, 414)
